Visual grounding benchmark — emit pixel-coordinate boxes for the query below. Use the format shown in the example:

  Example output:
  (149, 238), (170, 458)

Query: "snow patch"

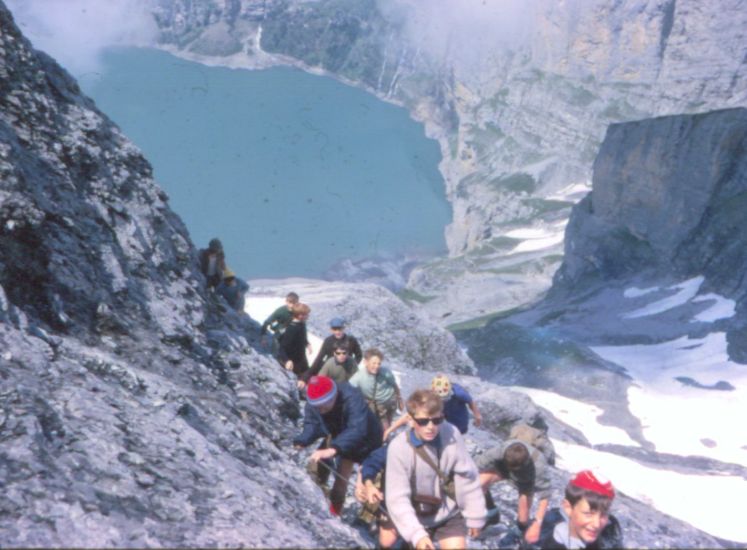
(622, 276), (703, 319)
(692, 293), (737, 322)
(546, 182), (591, 202)
(623, 285), (659, 298)
(505, 224), (566, 255)
(592, 332), (747, 467)
(508, 386), (639, 447)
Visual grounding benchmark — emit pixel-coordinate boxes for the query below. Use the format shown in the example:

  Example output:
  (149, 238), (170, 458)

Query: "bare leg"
(436, 534), (466, 549)
(378, 524), (399, 548)
(517, 492), (533, 525)
(329, 458), (355, 514)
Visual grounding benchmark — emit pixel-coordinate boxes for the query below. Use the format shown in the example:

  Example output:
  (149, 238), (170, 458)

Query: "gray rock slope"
(0, 4), (366, 546)
(0, 4), (479, 546)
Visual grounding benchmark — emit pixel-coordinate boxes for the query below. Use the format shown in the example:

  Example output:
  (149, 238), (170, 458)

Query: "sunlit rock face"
(150, 0), (746, 323)
(551, 107), (747, 358)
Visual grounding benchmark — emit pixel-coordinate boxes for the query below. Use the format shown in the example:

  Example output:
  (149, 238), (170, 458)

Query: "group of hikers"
(199, 239), (624, 549)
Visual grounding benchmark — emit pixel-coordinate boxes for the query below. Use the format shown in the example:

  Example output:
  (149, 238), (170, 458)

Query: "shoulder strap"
(371, 371), (379, 403)
(408, 437), (449, 485)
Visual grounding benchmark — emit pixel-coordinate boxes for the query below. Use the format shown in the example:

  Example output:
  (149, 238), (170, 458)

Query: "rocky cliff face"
(149, 0), (747, 324)
(0, 4), (496, 545)
(551, 107), (747, 357)
(0, 4), (366, 546)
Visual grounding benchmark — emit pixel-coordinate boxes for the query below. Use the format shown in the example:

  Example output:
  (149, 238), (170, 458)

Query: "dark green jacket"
(261, 305), (293, 335)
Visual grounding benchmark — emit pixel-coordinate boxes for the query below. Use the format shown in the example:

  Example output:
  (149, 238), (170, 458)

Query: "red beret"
(570, 470), (615, 499)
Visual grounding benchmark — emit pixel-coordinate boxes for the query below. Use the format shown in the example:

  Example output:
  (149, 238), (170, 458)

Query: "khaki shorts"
(427, 513), (466, 540)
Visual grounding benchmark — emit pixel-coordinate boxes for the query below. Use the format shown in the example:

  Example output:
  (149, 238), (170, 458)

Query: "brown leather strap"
(407, 434), (455, 501)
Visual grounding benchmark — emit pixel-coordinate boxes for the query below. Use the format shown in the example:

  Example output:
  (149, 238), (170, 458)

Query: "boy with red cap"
(536, 470), (623, 549)
(293, 376), (383, 516)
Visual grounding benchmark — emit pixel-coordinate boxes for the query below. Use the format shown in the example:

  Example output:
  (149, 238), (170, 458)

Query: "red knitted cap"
(306, 376), (337, 407)
(570, 470), (615, 499)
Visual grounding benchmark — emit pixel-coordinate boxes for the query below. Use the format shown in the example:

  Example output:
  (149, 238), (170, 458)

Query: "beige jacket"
(385, 421), (486, 546)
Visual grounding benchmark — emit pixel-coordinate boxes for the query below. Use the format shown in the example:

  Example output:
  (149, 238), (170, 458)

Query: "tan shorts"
(427, 513), (466, 541)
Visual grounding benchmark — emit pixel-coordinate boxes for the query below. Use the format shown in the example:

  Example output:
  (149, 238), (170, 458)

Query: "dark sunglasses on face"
(412, 416), (444, 427)
(334, 351), (348, 356)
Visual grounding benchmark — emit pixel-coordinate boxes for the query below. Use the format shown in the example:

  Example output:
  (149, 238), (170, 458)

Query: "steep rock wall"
(553, 108), (747, 357)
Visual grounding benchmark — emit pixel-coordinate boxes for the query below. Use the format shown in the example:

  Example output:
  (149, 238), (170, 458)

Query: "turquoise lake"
(78, 48), (450, 279)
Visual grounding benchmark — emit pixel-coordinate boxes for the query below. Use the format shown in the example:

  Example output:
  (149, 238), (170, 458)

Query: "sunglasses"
(412, 416), (444, 427)
(334, 351), (348, 356)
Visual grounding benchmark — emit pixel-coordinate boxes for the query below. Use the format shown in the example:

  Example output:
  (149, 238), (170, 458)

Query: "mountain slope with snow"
(459, 108), (747, 543)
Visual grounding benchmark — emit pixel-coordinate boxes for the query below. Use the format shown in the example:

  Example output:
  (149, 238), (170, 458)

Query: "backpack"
(509, 423), (556, 466)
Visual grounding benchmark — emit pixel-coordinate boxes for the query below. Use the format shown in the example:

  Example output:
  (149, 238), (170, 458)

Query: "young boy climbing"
(385, 389), (486, 550)
(260, 291), (299, 350)
(349, 348), (403, 431)
(536, 470), (623, 549)
(317, 342), (358, 385)
(277, 302), (312, 383)
(477, 437), (553, 544)
(293, 376), (383, 517)
(383, 374), (481, 440)
(308, 317), (363, 375)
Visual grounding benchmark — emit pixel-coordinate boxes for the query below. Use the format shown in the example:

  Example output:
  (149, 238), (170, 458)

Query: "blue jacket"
(216, 277), (249, 311)
(294, 382), (383, 462)
(361, 445), (387, 482)
(443, 383), (473, 434)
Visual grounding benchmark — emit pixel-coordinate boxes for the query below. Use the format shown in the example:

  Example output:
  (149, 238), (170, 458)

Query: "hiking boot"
(329, 502), (342, 517)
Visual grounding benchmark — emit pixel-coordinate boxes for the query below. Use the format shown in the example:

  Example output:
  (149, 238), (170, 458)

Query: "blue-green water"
(78, 47), (450, 279)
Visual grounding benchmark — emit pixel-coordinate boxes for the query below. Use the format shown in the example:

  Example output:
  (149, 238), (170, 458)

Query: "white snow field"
(505, 220), (568, 255)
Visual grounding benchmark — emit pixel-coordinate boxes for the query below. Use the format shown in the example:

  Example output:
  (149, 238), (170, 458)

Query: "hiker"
(260, 292), (299, 350)
(308, 317), (363, 376)
(277, 302), (312, 381)
(477, 435), (553, 544)
(316, 342), (358, 385)
(536, 470), (623, 549)
(198, 238), (226, 291)
(349, 348), (404, 431)
(215, 268), (249, 312)
(293, 376), (383, 516)
(354, 444), (399, 548)
(383, 374), (481, 440)
(431, 374), (482, 435)
(385, 389), (486, 549)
